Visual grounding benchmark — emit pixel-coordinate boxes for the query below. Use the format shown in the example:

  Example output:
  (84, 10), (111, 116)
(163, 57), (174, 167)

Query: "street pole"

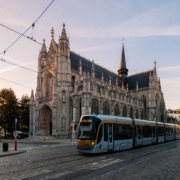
(71, 128), (72, 142)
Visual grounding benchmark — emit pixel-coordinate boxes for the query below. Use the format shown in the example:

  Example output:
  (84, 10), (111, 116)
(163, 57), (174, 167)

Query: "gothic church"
(29, 24), (166, 138)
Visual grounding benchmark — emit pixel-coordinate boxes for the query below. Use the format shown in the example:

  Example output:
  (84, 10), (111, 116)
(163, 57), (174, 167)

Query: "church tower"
(118, 43), (128, 80)
(57, 23), (71, 86)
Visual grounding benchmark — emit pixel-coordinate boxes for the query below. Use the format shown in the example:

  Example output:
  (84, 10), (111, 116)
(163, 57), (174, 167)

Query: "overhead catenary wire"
(0, 77), (34, 90)
(1, 24), (164, 100)
(0, 0), (54, 56)
(0, 24), (120, 81)
(1, 23), (167, 91)
(0, 58), (37, 73)
(0, 23), (167, 105)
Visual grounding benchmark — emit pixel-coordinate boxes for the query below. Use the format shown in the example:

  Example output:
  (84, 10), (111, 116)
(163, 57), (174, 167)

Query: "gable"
(126, 70), (154, 90)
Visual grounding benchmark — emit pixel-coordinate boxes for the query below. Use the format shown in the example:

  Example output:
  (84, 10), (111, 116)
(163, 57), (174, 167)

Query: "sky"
(0, 0), (180, 110)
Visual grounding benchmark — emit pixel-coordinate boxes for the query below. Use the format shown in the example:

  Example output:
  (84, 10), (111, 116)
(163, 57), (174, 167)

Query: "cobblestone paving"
(95, 142), (180, 180)
(0, 140), (180, 180)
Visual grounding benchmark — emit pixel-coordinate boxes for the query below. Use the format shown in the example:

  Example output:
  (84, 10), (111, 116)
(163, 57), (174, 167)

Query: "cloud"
(68, 1), (180, 39)
(0, 55), (36, 73)
(161, 76), (180, 88)
(160, 76), (180, 109)
(158, 65), (180, 72)
(74, 42), (120, 53)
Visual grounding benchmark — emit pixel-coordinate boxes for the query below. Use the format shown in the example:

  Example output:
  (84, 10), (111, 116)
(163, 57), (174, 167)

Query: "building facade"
(29, 24), (166, 138)
(167, 109), (180, 123)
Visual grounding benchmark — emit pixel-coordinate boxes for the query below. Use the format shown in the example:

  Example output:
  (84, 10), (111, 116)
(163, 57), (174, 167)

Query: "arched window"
(130, 107), (133, 118)
(141, 109), (143, 119)
(91, 98), (99, 114)
(123, 106), (127, 117)
(142, 95), (146, 108)
(71, 76), (75, 89)
(61, 42), (64, 54)
(142, 95), (147, 119)
(155, 94), (160, 107)
(103, 101), (110, 115)
(64, 43), (67, 55)
(46, 76), (53, 97)
(79, 98), (82, 118)
(114, 104), (120, 116)
(161, 113), (164, 122)
(62, 91), (66, 103)
(136, 109), (139, 119)
(69, 98), (73, 122)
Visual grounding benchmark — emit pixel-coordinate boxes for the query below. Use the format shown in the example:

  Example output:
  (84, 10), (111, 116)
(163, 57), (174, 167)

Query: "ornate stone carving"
(61, 116), (66, 129)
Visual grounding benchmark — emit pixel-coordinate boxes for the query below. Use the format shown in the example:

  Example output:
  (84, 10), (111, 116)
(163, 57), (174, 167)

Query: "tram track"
(0, 152), (79, 168)
(27, 141), (180, 180)
(0, 140), (179, 180)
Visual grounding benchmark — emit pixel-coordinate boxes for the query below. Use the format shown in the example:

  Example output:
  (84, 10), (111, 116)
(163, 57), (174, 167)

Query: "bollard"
(3, 142), (8, 152)
(14, 138), (18, 150)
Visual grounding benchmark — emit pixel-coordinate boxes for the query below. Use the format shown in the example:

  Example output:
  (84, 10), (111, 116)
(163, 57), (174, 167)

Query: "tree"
(18, 95), (30, 132)
(0, 88), (19, 135)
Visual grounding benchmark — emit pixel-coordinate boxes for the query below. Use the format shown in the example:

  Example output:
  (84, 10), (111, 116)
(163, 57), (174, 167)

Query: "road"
(0, 140), (180, 180)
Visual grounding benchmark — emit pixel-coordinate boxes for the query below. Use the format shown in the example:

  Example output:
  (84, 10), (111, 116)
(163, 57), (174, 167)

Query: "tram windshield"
(78, 116), (101, 140)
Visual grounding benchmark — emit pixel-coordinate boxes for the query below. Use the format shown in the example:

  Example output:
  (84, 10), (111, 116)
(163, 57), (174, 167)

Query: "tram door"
(108, 124), (114, 151)
(136, 126), (142, 146)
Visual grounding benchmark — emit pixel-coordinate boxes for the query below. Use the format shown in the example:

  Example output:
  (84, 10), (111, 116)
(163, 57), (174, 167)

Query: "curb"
(0, 150), (26, 157)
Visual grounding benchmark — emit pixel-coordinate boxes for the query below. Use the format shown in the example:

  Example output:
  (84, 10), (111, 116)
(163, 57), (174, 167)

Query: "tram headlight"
(91, 141), (95, 146)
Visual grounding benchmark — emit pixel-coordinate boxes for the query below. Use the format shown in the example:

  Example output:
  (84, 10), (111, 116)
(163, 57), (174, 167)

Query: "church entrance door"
(49, 122), (52, 135)
(39, 105), (52, 135)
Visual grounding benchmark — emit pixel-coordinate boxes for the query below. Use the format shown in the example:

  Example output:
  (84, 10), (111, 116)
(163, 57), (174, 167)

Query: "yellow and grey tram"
(76, 114), (180, 154)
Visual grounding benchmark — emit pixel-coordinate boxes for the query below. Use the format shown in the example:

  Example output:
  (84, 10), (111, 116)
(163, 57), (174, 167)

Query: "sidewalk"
(17, 136), (77, 144)
(0, 136), (77, 157)
(0, 148), (26, 157)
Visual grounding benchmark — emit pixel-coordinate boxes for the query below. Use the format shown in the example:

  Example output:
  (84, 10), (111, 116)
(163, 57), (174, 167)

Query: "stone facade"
(29, 24), (166, 138)
(167, 109), (180, 123)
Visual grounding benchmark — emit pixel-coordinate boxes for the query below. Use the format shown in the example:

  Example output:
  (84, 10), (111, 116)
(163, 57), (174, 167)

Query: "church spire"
(51, 27), (54, 40)
(60, 23), (68, 40)
(41, 39), (47, 54)
(30, 90), (34, 102)
(118, 43), (128, 79)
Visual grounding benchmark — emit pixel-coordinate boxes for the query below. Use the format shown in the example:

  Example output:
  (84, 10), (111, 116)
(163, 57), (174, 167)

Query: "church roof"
(118, 43), (128, 76)
(70, 51), (154, 90)
(126, 70), (154, 90)
(70, 51), (123, 86)
(119, 43), (127, 70)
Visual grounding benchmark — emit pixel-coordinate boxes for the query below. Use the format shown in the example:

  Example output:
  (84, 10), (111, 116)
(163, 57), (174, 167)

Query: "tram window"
(114, 124), (132, 140)
(114, 125), (118, 140)
(104, 124), (108, 141)
(97, 125), (102, 143)
(137, 126), (141, 139)
(158, 127), (164, 136)
(172, 127), (175, 135)
(152, 127), (156, 138)
(109, 124), (112, 143)
(143, 126), (152, 138)
(165, 128), (170, 136)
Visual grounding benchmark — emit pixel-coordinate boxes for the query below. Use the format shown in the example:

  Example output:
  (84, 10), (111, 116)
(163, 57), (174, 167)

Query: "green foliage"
(0, 88), (19, 135)
(18, 95), (30, 132)
(0, 88), (30, 135)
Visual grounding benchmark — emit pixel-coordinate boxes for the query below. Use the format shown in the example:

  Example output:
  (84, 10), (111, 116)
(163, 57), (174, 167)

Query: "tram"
(76, 114), (180, 154)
